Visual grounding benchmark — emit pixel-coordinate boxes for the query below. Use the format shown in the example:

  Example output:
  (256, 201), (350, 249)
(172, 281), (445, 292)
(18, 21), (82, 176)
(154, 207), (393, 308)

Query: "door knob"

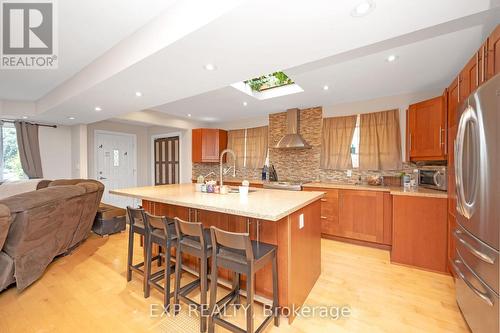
(98, 177), (107, 180)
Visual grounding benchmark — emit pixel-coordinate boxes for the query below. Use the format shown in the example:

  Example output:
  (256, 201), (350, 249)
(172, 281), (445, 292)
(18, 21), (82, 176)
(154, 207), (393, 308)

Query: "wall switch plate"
(346, 169), (352, 178)
(299, 214), (304, 229)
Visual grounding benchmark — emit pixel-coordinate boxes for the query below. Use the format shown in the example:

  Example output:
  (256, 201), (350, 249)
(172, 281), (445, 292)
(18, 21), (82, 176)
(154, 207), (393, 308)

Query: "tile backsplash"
(192, 106), (429, 184)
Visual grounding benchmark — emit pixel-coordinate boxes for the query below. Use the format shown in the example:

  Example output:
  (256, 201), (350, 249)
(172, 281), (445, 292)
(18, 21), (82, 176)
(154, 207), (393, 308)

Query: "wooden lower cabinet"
(305, 187), (392, 246)
(391, 195), (448, 273)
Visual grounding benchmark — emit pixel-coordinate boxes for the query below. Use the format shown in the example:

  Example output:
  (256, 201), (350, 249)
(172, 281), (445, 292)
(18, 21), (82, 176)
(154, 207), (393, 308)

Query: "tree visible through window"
(1, 123), (26, 181)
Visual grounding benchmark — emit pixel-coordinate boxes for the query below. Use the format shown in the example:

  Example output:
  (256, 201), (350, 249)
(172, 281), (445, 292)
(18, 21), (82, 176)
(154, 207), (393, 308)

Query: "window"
(227, 126), (268, 169)
(350, 115), (361, 168)
(1, 123), (26, 181)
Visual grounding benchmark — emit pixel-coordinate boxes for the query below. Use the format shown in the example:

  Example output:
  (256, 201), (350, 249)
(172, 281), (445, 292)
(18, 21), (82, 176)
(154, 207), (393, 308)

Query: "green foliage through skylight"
(244, 71), (294, 92)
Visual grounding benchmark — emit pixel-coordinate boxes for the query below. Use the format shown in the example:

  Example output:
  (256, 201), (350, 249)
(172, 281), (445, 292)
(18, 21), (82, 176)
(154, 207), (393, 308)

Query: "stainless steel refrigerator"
(453, 73), (499, 333)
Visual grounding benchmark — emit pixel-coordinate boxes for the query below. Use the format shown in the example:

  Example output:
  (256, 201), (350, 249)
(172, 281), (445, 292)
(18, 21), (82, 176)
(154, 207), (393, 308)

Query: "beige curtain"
(14, 121), (43, 178)
(245, 126), (268, 169)
(227, 129), (246, 168)
(320, 116), (357, 170)
(359, 109), (402, 170)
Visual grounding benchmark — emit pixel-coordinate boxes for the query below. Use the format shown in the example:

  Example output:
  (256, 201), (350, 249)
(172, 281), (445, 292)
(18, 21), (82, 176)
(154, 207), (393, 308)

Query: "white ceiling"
(0, 0), (498, 125)
(153, 26), (484, 122)
(0, 0), (177, 101)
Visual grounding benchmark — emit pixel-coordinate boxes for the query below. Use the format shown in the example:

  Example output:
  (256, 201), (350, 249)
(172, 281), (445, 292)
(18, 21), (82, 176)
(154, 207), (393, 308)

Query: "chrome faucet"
(219, 149), (236, 186)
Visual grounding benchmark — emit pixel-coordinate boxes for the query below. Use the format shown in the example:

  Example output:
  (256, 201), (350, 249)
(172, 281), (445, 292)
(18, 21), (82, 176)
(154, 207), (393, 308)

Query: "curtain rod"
(1, 120), (57, 128)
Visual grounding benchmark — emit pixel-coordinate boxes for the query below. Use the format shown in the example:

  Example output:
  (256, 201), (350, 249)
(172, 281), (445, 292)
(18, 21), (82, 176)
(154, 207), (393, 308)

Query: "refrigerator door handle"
(452, 259), (494, 307)
(454, 229), (496, 264)
(455, 106), (480, 219)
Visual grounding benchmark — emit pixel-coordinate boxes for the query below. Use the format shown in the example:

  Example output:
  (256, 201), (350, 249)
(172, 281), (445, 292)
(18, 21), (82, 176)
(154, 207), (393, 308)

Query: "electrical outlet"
(346, 169), (352, 178)
(299, 214), (304, 229)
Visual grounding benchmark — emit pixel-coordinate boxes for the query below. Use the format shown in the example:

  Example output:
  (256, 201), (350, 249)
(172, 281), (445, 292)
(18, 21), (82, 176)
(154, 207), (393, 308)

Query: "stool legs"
(164, 244), (173, 312)
(126, 228), (135, 282)
(246, 268), (255, 333)
(272, 252), (279, 327)
(173, 247), (183, 315)
(232, 272), (240, 309)
(207, 256), (218, 333)
(144, 234), (152, 298)
(200, 256), (208, 333)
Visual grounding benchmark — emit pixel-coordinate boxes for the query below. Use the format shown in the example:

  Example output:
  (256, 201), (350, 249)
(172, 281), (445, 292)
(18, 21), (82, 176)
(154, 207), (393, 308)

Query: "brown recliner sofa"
(0, 179), (104, 292)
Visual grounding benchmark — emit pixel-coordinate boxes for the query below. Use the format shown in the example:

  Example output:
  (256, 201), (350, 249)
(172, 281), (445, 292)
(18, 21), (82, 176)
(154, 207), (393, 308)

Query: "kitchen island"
(110, 184), (325, 323)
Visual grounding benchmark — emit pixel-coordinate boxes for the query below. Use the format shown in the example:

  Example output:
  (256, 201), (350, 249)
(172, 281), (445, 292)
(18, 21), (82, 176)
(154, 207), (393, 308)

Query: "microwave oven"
(418, 166), (447, 191)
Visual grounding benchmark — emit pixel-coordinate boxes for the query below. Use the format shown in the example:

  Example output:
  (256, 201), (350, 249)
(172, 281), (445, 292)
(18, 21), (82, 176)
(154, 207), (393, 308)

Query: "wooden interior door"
(154, 136), (179, 185)
(408, 96), (446, 160)
(338, 190), (384, 243)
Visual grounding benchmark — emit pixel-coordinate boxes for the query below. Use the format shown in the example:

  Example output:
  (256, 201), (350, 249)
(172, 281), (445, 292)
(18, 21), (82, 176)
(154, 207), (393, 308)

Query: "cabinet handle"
(409, 133), (412, 152)
(482, 44), (486, 83)
(321, 216), (327, 220)
(457, 76), (460, 102)
(320, 198), (327, 202)
(476, 52), (479, 86)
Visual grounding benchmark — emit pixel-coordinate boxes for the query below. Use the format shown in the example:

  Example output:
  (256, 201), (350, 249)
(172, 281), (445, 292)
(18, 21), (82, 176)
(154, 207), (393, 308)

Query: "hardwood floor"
(0, 231), (469, 333)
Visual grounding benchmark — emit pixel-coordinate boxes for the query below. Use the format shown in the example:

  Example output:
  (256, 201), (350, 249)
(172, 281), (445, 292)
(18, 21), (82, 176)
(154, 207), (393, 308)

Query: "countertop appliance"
(263, 181), (302, 191)
(418, 166), (447, 191)
(453, 74), (499, 333)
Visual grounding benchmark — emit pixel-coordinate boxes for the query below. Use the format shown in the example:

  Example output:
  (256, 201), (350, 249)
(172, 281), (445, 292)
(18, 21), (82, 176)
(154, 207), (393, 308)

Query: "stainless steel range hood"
(274, 108), (311, 149)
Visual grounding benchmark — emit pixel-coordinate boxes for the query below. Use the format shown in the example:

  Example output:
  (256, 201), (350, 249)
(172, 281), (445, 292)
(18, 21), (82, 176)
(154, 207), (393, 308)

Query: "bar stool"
(143, 212), (177, 311)
(126, 207), (149, 288)
(208, 226), (279, 333)
(173, 218), (213, 332)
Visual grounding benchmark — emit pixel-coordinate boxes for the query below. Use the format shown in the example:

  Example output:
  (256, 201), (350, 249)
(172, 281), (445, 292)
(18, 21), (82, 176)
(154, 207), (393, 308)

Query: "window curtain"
(245, 126), (268, 169)
(14, 121), (43, 178)
(359, 109), (402, 170)
(320, 115), (357, 169)
(227, 129), (246, 168)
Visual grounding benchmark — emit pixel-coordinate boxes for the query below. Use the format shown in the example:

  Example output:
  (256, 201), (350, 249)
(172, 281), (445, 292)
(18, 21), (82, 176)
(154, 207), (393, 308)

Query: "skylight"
(231, 71), (303, 100)
(244, 71), (294, 92)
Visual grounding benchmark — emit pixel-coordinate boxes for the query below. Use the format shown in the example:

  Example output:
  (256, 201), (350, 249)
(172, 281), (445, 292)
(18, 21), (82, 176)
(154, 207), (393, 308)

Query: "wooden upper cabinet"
(407, 96), (447, 161)
(460, 53), (479, 99)
(192, 128), (227, 163)
(486, 24), (500, 80)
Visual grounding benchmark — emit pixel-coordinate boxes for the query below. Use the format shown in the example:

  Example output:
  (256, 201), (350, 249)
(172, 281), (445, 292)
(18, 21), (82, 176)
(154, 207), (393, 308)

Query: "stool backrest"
(210, 226), (254, 261)
(144, 212), (175, 240)
(126, 206), (145, 228)
(174, 217), (207, 250)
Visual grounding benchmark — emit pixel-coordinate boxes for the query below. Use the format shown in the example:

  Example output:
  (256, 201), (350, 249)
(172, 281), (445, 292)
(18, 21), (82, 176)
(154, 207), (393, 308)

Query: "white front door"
(95, 131), (137, 208)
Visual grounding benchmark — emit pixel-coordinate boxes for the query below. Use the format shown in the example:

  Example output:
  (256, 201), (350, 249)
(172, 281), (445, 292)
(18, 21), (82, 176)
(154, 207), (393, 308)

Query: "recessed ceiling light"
(351, 0), (375, 17)
(243, 101), (248, 106)
(94, 106), (102, 112)
(386, 55), (398, 62)
(323, 85), (329, 91)
(22, 116), (28, 119)
(204, 63), (216, 71)
(135, 91), (142, 97)
(187, 114), (192, 117)
(68, 117), (76, 120)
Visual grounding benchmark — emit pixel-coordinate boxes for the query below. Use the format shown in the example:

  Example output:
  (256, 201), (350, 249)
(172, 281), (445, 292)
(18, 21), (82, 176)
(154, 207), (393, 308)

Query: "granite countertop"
(110, 183), (324, 221)
(302, 182), (448, 199)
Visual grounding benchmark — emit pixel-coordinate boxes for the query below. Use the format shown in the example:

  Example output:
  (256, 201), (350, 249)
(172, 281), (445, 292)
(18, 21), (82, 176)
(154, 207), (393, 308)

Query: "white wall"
(39, 126), (72, 179)
(71, 125), (88, 178)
